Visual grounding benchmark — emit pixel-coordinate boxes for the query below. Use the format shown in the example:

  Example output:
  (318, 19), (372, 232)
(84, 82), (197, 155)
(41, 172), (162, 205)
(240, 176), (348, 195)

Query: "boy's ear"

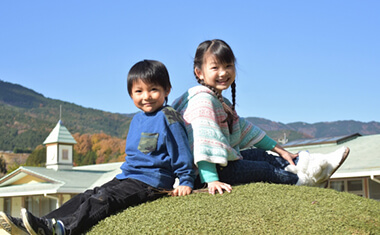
(194, 68), (203, 80)
(165, 88), (171, 96)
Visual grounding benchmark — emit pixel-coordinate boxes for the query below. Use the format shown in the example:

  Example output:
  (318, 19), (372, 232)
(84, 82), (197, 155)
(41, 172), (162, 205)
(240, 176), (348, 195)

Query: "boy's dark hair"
(127, 60), (172, 103)
(193, 39), (237, 133)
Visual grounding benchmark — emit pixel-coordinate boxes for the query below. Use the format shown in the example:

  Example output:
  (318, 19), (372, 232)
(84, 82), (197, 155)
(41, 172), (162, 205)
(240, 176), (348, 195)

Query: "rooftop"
(43, 120), (77, 145)
(285, 133), (380, 179)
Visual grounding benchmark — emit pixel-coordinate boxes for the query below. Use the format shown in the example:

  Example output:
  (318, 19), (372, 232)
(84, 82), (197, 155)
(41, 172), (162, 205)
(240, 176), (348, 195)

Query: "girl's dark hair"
(193, 39), (237, 132)
(127, 60), (172, 104)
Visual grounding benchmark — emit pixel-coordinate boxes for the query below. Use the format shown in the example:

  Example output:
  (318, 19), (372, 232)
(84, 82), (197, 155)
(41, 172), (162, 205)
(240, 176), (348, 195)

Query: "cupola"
(43, 120), (77, 170)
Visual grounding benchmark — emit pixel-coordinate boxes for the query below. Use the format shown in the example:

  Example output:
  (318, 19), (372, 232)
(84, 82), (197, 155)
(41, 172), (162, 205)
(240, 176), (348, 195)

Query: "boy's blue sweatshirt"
(116, 106), (195, 190)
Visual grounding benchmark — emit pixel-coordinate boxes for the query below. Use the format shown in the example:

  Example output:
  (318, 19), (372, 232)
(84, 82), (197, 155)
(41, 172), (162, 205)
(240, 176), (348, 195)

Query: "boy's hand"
(171, 185), (192, 196)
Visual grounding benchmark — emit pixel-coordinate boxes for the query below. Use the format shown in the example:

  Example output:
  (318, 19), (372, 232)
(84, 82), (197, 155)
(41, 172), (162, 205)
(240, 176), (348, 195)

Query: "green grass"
(88, 183), (380, 234)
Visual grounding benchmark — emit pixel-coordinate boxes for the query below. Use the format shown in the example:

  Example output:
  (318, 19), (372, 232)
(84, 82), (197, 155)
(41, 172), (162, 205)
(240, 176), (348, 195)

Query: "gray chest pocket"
(138, 133), (159, 153)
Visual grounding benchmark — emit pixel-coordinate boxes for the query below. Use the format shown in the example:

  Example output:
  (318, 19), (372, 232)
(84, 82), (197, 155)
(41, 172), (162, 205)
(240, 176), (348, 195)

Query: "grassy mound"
(88, 183), (380, 234)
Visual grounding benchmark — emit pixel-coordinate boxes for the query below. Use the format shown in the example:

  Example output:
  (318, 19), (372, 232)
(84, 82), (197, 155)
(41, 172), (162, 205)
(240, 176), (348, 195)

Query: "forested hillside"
(1, 80), (380, 152)
(0, 80), (133, 151)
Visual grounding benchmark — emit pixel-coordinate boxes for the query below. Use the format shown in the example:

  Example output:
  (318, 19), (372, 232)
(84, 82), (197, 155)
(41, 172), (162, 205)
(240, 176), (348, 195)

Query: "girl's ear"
(194, 67), (204, 80)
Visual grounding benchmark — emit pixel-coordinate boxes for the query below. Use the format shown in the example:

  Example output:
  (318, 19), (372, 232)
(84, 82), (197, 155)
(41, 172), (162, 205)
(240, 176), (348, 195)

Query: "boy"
(0, 60), (195, 235)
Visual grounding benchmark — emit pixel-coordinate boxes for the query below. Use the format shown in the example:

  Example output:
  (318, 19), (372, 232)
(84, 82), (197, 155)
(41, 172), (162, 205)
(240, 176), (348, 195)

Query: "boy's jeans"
(217, 148), (299, 185)
(44, 178), (164, 234)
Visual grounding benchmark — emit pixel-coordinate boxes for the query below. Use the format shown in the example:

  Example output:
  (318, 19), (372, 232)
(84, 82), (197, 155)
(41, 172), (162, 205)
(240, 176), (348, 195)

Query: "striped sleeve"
(238, 117), (267, 149)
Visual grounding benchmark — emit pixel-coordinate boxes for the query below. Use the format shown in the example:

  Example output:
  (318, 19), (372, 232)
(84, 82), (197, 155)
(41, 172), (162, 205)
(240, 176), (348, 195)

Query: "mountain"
(286, 121), (380, 138)
(245, 117), (380, 142)
(1, 80), (380, 151)
(0, 80), (133, 151)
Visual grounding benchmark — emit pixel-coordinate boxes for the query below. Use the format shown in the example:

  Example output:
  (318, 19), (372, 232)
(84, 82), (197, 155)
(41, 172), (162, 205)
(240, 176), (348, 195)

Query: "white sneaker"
(310, 146), (350, 184)
(307, 155), (329, 183)
(286, 147), (350, 187)
(284, 151), (310, 175)
(285, 151), (315, 186)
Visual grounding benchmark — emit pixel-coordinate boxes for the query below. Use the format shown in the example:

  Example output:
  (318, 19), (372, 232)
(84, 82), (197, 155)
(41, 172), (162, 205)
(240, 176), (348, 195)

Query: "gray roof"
(285, 134), (380, 179)
(284, 133), (361, 148)
(0, 162), (122, 197)
(43, 120), (77, 145)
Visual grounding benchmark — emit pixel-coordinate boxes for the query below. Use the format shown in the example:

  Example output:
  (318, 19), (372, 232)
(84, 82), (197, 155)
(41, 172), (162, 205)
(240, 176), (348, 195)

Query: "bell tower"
(43, 120), (77, 170)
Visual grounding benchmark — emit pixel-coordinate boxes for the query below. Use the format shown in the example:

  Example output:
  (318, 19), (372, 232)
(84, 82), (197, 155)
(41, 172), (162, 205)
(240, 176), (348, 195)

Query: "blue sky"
(1, 1), (379, 124)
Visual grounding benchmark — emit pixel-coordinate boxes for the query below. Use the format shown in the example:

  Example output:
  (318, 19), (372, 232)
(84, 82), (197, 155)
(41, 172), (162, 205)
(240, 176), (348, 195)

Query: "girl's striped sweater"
(172, 86), (277, 183)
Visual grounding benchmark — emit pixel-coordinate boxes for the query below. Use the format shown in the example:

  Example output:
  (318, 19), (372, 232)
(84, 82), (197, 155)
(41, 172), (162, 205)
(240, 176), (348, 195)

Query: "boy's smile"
(131, 80), (170, 113)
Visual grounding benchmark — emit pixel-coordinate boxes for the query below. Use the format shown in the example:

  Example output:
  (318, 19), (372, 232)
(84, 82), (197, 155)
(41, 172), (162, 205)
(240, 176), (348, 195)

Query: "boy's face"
(130, 79), (170, 113)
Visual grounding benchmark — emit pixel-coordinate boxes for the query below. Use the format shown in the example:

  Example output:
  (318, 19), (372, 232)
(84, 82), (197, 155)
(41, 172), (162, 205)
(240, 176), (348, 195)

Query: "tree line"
(3, 133), (126, 175)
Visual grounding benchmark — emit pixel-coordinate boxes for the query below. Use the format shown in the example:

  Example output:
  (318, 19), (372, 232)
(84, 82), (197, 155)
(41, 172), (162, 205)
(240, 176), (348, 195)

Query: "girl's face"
(195, 53), (236, 93)
(130, 79), (170, 113)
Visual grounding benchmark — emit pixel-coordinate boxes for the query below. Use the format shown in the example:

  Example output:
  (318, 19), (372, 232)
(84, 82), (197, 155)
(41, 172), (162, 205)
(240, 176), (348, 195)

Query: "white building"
(0, 121), (121, 217)
(285, 133), (380, 200)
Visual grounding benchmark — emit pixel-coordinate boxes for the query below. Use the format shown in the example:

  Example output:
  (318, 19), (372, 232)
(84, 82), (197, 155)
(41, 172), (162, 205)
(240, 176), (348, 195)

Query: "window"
(330, 181), (344, 192)
(62, 149), (69, 160)
(347, 180), (363, 197)
(25, 196), (39, 216)
(329, 179), (365, 197)
(25, 196), (57, 217)
(368, 179), (380, 200)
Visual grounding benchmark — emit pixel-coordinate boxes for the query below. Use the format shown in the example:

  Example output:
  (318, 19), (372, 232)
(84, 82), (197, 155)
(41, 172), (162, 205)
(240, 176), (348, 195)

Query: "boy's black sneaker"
(0, 211), (28, 235)
(21, 208), (66, 235)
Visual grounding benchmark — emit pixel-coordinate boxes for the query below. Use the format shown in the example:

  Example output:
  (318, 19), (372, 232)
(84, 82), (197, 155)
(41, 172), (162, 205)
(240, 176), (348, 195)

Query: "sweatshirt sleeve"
(164, 109), (195, 188)
(197, 161), (219, 183)
(254, 135), (277, 150)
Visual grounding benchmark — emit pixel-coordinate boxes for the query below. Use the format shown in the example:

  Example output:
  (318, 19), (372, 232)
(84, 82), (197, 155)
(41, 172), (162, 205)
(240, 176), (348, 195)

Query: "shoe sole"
(324, 147), (350, 188)
(21, 208), (38, 235)
(0, 211), (28, 235)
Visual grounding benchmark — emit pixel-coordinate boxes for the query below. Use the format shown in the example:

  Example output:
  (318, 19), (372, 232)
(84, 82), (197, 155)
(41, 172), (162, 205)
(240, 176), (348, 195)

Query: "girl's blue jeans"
(194, 148), (299, 188)
(218, 148), (299, 185)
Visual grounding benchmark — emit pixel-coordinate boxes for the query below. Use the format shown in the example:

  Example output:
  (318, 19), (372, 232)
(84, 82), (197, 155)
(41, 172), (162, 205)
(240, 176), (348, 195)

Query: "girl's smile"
(195, 54), (236, 93)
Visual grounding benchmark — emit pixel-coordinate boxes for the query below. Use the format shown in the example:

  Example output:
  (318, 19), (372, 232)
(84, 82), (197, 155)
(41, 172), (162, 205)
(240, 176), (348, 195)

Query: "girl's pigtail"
(196, 78), (237, 133)
(231, 81), (236, 111)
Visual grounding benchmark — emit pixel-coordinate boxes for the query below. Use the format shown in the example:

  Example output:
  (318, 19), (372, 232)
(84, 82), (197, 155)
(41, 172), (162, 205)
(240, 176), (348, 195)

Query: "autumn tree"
(82, 151), (97, 165)
(0, 155), (7, 176)
(25, 145), (46, 166)
(73, 133), (92, 155)
(72, 132), (125, 165)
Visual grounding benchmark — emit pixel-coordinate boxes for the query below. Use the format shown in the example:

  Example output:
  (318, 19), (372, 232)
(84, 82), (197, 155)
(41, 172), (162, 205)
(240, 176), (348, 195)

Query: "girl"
(172, 39), (349, 195)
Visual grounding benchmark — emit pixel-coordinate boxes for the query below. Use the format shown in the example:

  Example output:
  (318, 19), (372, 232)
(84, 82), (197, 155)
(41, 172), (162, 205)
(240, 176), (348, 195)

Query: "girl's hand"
(280, 151), (298, 166)
(207, 181), (232, 195)
(272, 144), (298, 165)
(171, 185), (192, 196)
